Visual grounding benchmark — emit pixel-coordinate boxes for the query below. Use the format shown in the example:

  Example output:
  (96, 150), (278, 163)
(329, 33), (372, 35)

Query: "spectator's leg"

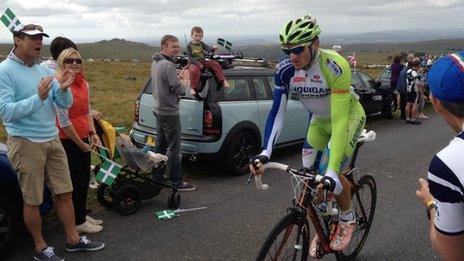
(46, 138), (79, 244)
(54, 192), (80, 244)
(204, 60), (226, 83)
(152, 113), (168, 180)
(400, 92), (407, 119)
(405, 102), (411, 121)
(158, 114), (183, 185)
(188, 63), (201, 91)
(23, 204), (48, 252)
(61, 139), (87, 226)
(6, 136), (48, 252)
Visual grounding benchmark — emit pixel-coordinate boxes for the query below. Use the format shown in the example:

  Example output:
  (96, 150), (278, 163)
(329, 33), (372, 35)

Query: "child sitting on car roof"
(186, 26), (229, 94)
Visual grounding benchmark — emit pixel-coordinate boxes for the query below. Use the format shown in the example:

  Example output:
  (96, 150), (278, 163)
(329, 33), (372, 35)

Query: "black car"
(352, 69), (396, 118)
(0, 144), (53, 259)
(376, 66), (392, 90)
(0, 144), (22, 259)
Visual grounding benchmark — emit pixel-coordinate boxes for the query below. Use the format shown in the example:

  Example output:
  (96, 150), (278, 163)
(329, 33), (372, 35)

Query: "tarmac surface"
(9, 111), (450, 260)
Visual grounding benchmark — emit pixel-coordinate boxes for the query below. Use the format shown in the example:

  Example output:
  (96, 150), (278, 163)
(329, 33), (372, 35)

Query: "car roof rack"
(174, 51), (270, 70)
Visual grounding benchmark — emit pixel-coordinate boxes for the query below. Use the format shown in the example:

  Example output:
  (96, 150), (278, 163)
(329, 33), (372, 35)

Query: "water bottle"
(325, 201), (339, 216)
(320, 201), (339, 216)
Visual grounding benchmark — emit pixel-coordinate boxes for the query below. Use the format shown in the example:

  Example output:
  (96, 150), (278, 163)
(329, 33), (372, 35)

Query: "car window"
(253, 78), (271, 100)
(351, 73), (364, 90)
(359, 72), (376, 90)
(222, 78), (252, 101)
(380, 69), (391, 82)
(266, 76), (275, 92)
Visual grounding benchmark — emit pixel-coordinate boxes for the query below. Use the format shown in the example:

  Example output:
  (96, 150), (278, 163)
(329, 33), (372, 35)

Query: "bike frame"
(291, 141), (367, 257)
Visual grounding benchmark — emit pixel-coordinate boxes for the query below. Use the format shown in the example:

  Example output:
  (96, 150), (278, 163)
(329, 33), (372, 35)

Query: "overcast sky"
(0, 0), (463, 44)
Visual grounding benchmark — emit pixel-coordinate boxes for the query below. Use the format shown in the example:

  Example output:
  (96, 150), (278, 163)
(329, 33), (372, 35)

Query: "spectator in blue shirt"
(0, 24), (104, 261)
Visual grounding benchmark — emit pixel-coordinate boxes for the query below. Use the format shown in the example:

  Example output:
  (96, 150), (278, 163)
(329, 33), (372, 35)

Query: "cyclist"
(249, 14), (366, 254)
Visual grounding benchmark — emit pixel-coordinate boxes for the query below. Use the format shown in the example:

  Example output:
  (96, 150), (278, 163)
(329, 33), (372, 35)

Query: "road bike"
(254, 129), (377, 260)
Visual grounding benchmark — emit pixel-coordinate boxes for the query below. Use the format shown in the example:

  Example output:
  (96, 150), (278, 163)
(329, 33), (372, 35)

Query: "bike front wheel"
(337, 174), (377, 260)
(256, 210), (310, 261)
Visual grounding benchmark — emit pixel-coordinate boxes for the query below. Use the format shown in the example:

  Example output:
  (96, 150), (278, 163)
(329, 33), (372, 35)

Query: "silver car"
(130, 66), (309, 176)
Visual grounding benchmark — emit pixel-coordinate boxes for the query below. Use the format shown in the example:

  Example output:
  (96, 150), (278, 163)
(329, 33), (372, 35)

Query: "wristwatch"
(426, 200), (436, 220)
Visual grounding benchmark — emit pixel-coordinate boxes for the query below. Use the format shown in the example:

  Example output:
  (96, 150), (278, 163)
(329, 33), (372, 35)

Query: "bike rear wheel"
(336, 174), (377, 260)
(256, 211), (310, 261)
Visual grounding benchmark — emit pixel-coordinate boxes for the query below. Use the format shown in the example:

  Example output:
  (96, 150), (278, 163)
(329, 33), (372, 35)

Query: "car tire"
(224, 131), (258, 176)
(0, 192), (19, 259)
(383, 95), (396, 119)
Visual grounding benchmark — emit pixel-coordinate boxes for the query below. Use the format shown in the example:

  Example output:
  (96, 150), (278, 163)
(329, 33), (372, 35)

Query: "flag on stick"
(95, 156), (121, 186)
(217, 38), (233, 51)
(1, 8), (22, 32)
(155, 206), (207, 220)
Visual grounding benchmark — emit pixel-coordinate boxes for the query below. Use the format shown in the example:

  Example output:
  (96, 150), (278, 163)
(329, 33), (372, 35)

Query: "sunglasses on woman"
(64, 58), (83, 64)
(281, 45), (307, 55)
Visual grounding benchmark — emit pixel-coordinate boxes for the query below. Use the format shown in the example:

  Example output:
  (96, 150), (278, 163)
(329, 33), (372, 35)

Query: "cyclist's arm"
(325, 56), (352, 174)
(260, 60), (294, 158)
(261, 85), (288, 158)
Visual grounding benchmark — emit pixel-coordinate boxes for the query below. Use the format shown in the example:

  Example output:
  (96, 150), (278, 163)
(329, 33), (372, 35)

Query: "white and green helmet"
(279, 14), (321, 46)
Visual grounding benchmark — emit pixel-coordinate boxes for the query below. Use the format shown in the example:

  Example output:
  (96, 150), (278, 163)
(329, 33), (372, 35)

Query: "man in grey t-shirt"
(151, 35), (196, 191)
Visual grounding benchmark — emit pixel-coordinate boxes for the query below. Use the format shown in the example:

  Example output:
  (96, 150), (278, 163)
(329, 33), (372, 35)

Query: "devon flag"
(155, 209), (179, 220)
(217, 38), (232, 51)
(95, 157), (121, 186)
(1, 8), (22, 33)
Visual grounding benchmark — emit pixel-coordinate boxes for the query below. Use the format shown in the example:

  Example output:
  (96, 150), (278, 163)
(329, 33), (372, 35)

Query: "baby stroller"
(93, 118), (181, 216)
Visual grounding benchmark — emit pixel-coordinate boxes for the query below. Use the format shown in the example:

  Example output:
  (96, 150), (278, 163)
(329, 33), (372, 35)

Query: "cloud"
(0, 0), (463, 42)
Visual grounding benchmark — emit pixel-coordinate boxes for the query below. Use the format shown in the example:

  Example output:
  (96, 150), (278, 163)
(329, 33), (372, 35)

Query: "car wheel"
(383, 95), (396, 119)
(0, 193), (19, 259)
(225, 131), (258, 176)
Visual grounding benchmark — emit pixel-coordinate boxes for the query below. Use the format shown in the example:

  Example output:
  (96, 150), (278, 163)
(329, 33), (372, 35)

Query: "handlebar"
(250, 162), (325, 190)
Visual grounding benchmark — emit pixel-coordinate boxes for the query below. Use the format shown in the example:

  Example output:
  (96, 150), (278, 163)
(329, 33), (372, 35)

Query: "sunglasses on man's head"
(19, 24), (44, 33)
(282, 45), (307, 55)
(64, 58), (83, 64)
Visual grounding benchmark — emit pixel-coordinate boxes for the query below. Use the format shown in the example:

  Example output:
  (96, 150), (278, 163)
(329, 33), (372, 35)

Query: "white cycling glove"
(325, 170), (343, 195)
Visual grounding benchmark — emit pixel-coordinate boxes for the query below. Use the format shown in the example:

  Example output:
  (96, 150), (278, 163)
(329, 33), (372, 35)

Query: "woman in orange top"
(56, 48), (103, 233)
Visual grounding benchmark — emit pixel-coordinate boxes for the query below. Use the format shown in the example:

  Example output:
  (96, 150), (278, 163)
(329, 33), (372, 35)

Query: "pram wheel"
(167, 192), (181, 209)
(96, 184), (114, 209)
(113, 183), (142, 215)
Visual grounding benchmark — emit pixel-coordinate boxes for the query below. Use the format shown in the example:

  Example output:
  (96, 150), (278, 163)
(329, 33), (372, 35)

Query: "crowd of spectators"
(393, 53), (436, 124)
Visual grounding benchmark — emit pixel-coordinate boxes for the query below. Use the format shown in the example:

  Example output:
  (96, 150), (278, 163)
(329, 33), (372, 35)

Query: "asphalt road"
(8, 111), (452, 261)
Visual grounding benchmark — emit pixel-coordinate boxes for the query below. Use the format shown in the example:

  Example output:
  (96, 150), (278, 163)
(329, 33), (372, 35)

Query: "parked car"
(0, 144), (22, 259)
(376, 65), (391, 90)
(131, 62), (396, 176)
(0, 143), (53, 259)
(353, 69), (396, 118)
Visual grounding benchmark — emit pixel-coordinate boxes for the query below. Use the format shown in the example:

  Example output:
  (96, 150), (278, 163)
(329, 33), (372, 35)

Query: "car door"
(358, 71), (384, 116)
(218, 76), (259, 136)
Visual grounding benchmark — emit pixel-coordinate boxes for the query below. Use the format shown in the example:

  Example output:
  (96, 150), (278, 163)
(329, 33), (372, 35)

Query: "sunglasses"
(282, 45), (307, 55)
(19, 24), (44, 32)
(64, 58), (83, 64)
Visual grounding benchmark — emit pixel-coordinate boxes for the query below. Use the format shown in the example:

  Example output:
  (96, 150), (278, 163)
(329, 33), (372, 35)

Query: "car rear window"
(142, 79), (152, 95)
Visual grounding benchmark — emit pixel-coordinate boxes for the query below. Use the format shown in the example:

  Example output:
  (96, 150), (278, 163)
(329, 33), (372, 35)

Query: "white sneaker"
(86, 215), (103, 225)
(76, 221), (103, 234)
